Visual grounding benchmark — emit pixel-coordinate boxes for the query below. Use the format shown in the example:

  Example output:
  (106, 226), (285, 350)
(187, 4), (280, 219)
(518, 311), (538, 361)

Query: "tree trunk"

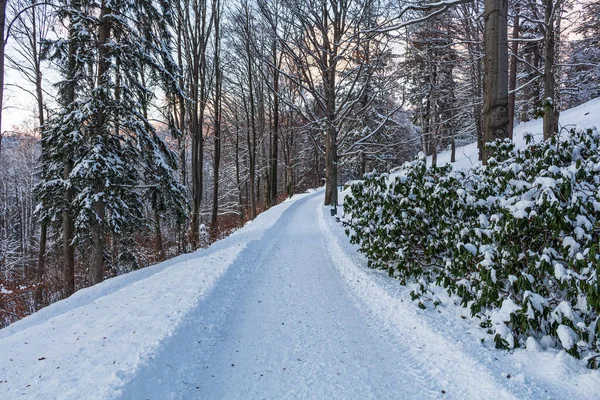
(462, 7), (484, 161)
(257, 81), (267, 210)
(431, 129), (437, 167)
(360, 152), (366, 176)
(36, 224), (47, 305)
(210, 0), (222, 240)
(90, 189), (105, 285)
(521, 53), (532, 122)
(90, 0), (112, 285)
(63, 158), (75, 295)
(210, 115), (221, 240)
(422, 96), (431, 156)
(176, 4), (187, 190)
(34, 6), (47, 306)
(235, 120), (243, 224)
(188, 0), (210, 249)
(543, 0), (559, 140)
(324, 124), (337, 206)
(154, 206), (164, 261)
(62, 0), (82, 297)
(0, 0), (6, 160)
(190, 116), (203, 247)
(482, 0), (509, 164)
(286, 132), (294, 198)
(508, 5), (519, 139)
(323, 48), (338, 207)
(244, 7), (257, 219)
(269, 39), (280, 206)
(475, 59), (484, 161)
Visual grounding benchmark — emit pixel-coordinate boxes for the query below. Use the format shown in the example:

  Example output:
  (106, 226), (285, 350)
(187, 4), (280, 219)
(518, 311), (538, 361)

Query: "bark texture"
(482, 0), (509, 164)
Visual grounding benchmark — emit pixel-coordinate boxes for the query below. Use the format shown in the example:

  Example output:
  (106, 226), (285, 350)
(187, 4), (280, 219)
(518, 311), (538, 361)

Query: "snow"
(533, 177), (558, 190)
(526, 337), (543, 352)
(576, 215), (593, 230)
(562, 236), (581, 257)
(488, 299), (521, 348)
(462, 243), (478, 255)
(554, 263), (568, 282)
(507, 199), (535, 219)
(556, 325), (578, 351)
(552, 301), (577, 325)
(0, 192), (310, 399)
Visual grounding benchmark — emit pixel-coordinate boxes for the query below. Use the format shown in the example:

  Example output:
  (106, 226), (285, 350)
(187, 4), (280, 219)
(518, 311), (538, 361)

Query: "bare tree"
(5, 0), (54, 305)
(507, 3), (519, 139)
(183, 0), (214, 249)
(236, 0), (258, 219)
(0, 0), (7, 159)
(542, 0), (562, 140)
(210, 0), (222, 239)
(262, 0), (386, 206)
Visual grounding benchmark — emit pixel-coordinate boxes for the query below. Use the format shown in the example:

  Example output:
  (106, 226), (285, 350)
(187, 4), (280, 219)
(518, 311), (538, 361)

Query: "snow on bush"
(343, 127), (600, 367)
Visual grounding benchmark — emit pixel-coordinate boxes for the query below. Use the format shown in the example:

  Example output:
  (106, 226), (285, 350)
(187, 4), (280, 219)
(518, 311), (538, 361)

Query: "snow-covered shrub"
(343, 127), (600, 365)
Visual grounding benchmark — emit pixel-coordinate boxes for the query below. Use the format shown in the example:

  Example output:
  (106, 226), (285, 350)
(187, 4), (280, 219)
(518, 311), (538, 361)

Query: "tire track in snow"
(114, 192), (315, 399)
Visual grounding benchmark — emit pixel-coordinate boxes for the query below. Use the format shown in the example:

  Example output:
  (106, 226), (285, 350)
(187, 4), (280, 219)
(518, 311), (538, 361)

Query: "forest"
(0, 0), (599, 329)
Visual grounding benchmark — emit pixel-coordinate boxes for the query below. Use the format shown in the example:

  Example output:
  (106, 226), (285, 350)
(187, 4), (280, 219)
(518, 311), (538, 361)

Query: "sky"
(2, 67), (36, 133)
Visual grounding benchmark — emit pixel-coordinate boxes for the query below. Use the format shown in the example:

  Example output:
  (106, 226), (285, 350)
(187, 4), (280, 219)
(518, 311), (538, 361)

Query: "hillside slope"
(432, 98), (600, 169)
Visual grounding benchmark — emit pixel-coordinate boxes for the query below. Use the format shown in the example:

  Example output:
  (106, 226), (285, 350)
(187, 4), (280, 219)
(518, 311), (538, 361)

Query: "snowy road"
(1, 191), (599, 399)
(120, 192), (438, 399)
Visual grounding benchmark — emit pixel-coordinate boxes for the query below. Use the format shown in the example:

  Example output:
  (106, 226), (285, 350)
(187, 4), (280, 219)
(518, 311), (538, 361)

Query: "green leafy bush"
(343, 127), (600, 364)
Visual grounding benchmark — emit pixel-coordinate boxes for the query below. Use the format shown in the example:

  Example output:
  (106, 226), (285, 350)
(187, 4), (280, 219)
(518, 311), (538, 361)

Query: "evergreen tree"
(37, 0), (186, 288)
(36, 0), (95, 296)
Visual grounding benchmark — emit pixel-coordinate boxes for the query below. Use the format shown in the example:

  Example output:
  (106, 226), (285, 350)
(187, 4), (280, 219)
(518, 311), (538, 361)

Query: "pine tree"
(36, 0), (95, 296)
(37, 0), (186, 290)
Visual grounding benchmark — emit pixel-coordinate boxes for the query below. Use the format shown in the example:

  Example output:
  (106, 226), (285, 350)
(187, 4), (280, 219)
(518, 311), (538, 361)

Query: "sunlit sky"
(3, 67), (37, 133)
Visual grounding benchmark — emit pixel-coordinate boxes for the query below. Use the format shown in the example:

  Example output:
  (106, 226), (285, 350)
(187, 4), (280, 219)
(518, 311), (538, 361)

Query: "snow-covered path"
(120, 192), (437, 399)
(1, 191), (598, 399)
